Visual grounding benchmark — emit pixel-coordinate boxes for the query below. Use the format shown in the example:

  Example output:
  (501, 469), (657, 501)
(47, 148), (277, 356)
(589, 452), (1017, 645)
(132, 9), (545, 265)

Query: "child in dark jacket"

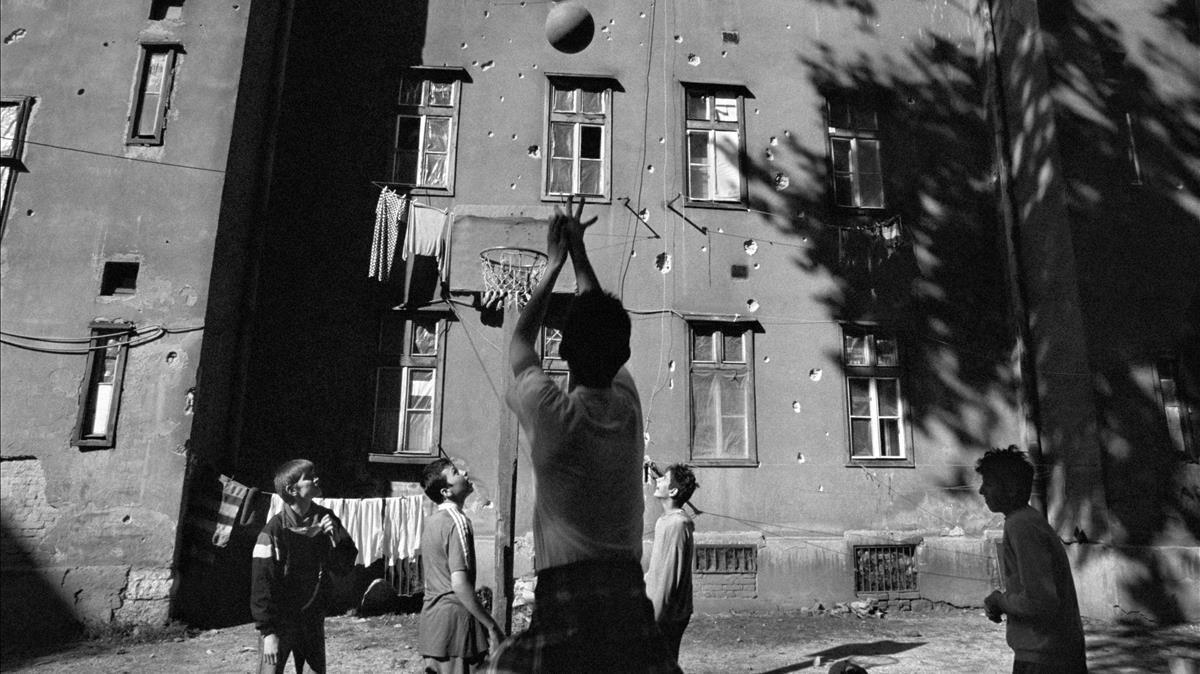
(250, 459), (357, 674)
(978, 446), (1087, 674)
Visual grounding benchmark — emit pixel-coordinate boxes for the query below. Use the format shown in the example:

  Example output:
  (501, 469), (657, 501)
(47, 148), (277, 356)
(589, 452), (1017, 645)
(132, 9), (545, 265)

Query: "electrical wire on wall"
(0, 324), (204, 354)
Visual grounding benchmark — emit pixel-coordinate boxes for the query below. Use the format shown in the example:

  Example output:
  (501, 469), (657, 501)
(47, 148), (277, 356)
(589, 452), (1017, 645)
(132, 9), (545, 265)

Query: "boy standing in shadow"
(978, 446), (1087, 674)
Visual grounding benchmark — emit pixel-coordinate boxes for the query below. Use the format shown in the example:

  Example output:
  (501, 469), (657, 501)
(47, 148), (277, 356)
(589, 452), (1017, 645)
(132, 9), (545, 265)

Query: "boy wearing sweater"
(645, 463), (698, 665)
(977, 446), (1087, 674)
(250, 459), (357, 674)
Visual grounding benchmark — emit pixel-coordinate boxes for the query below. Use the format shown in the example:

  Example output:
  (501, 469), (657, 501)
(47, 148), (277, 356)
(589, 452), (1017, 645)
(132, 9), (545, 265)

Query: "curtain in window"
(692, 369), (749, 459)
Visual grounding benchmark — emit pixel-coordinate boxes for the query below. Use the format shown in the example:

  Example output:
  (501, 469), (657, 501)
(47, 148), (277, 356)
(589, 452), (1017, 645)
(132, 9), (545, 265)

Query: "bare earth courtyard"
(2, 610), (1197, 674)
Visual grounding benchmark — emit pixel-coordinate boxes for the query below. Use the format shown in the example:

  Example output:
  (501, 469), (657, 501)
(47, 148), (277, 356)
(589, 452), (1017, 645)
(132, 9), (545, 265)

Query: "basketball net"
(479, 247), (548, 310)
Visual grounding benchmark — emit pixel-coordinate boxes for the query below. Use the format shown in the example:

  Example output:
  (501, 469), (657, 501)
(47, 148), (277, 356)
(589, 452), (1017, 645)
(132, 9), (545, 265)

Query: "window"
(371, 313), (447, 459)
(542, 326), (570, 392)
(393, 70), (461, 191)
(685, 87), (744, 204)
(694, 545), (757, 573)
(1, 96), (32, 235)
(100, 261), (140, 296)
(827, 97), (885, 209)
(689, 322), (757, 465)
(148, 0), (184, 20)
(843, 326), (909, 462)
(1099, 48), (1144, 186)
(127, 44), (180, 146)
(1, 97), (32, 162)
(854, 544), (918, 594)
(72, 324), (133, 448)
(544, 78), (611, 199)
(1155, 356), (1199, 460)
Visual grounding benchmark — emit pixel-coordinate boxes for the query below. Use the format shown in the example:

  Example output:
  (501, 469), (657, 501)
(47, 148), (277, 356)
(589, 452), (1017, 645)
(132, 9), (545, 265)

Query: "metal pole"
(492, 300), (519, 632)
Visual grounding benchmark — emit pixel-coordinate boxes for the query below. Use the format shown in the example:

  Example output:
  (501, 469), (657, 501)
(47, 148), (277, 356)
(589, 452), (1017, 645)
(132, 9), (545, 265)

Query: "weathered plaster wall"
(223, 0), (1029, 615)
(0, 0), (257, 643)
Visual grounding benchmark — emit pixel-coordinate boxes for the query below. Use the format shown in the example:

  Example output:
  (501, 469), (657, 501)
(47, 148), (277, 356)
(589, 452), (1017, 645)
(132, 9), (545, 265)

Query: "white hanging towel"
(370, 188), (406, 282)
(353, 498), (385, 566)
(382, 494), (426, 564)
(268, 493), (419, 566)
(403, 201), (447, 261)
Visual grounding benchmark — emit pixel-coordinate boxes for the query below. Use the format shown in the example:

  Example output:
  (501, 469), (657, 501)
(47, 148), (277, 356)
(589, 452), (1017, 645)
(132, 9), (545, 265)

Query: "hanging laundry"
(403, 201), (447, 261)
(370, 187), (407, 282)
(382, 494), (426, 565)
(208, 475), (250, 547)
(349, 498), (385, 567)
(266, 494), (390, 567)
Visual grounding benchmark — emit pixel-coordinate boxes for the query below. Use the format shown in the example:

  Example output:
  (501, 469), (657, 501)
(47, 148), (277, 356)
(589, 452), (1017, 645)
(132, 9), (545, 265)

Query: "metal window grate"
(854, 544), (917, 593)
(694, 545), (757, 574)
(385, 555), (423, 596)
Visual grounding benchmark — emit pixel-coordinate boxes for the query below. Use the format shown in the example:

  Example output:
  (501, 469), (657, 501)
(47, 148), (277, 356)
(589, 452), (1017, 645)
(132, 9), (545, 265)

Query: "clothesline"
(369, 186), (449, 282)
(266, 493), (427, 567)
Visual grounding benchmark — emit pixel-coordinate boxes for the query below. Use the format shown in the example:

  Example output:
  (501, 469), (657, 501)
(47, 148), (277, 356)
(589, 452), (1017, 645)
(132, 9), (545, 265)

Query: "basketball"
(546, 0), (594, 54)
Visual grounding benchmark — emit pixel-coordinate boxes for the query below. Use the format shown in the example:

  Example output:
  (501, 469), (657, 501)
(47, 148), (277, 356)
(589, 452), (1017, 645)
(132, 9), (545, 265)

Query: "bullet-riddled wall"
(0, 0), (283, 643)
(236, 0), (1025, 610)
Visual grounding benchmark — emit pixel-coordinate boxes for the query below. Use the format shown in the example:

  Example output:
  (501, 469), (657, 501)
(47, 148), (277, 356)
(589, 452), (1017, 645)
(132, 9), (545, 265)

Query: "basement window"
(100, 261), (140, 296)
(694, 544), (757, 574)
(853, 544), (918, 594)
(72, 324), (134, 449)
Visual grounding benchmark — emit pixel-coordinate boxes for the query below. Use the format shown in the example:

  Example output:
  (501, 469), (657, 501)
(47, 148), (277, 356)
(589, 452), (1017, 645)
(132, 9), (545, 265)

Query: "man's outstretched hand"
(553, 195), (597, 248)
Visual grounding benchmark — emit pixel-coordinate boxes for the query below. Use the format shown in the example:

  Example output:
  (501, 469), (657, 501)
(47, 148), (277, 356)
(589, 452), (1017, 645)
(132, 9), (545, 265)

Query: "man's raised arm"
(509, 208), (568, 377)
(563, 196), (600, 295)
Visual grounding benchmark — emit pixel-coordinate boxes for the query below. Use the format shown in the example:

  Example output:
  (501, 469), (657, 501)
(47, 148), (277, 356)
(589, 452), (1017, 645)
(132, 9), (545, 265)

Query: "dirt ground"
(2, 609), (1197, 674)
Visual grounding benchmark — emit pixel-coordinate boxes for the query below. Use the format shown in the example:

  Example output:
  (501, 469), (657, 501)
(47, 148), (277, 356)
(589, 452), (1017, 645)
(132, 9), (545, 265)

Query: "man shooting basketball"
(486, 197), (678, 673)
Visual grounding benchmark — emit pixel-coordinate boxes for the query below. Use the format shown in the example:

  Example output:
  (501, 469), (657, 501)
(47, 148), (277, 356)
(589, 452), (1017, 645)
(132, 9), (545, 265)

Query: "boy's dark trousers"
(658, 618), (689, 665)
(258, 613), (326, 674)
(1012, 655), (1087, 674)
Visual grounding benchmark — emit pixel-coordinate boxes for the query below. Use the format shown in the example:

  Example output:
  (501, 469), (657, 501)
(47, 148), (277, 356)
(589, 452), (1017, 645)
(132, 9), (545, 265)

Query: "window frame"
(1, 96), (33, 163)
(71, 323), (134, 449)
(1154, 355), (1199, 461)
(540, 296), (572, 392)
(841, 325), (913, 466)
(369, 310), (450, 463)
(542, 76), (613, 202)
(126, 43), (181, 146)
(0, 96), (33, 234)
(686, 320), (758, 467)
(682, 85), (747, 207)
(391, 68), (463, 194)
(826, 96), (886, 212)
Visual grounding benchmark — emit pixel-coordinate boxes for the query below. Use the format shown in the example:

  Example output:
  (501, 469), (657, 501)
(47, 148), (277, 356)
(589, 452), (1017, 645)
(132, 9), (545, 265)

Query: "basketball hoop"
(479, 247), (548, 310)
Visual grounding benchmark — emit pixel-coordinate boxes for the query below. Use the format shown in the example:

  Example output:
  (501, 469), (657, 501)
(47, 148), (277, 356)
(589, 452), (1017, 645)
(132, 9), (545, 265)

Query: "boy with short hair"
(419, 458), (505, 673)
(645, 463), (698, 665)
(488, 197), (678, 673)
(251, 459), (357, 674)
(977, 446), (1087, 674)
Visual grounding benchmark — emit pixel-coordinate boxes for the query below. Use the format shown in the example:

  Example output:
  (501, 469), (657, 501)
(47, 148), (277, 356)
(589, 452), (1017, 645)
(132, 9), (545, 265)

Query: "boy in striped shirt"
(420, 458), (505, 673)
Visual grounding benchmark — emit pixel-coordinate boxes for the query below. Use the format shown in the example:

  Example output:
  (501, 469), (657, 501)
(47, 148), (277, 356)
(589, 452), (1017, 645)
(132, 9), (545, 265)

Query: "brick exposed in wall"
(0, 457), (62, 570)
(2, 459), (174, 626)
(695, 572), (757, 599)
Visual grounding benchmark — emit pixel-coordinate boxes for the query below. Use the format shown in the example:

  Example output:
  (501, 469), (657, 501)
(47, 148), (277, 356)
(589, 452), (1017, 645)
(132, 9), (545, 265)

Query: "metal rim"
(478, 246), (548, 268)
